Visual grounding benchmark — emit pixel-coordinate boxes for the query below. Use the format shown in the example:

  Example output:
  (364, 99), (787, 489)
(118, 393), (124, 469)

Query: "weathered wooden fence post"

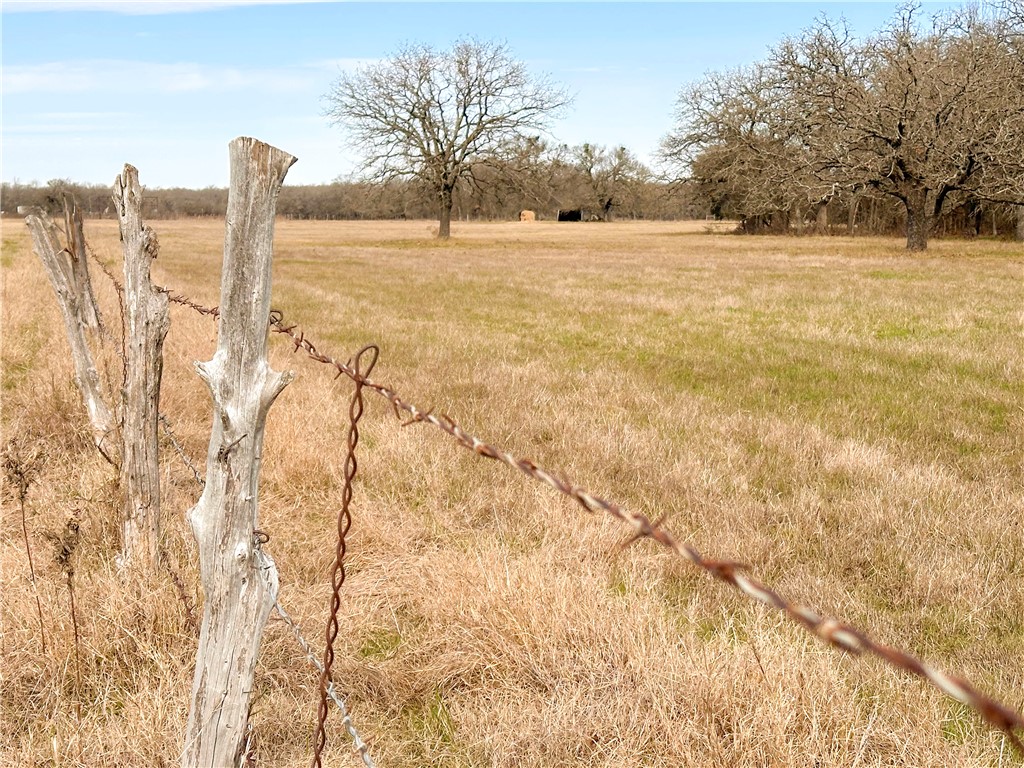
(63, 196), (103, 330)
(113, 165), (170, 572)
(23, 208), (117, 458)
(182, 137), (296, 767)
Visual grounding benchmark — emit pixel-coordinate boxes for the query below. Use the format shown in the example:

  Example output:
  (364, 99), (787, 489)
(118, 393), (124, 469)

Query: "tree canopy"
(663, 4), (1024, 249)
(323, 38), (571, 238)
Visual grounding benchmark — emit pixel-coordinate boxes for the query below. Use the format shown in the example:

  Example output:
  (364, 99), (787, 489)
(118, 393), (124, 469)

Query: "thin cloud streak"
(1, 0), (328, 15)
(2, 60), (316, 94)
(5, 111), (138, 135)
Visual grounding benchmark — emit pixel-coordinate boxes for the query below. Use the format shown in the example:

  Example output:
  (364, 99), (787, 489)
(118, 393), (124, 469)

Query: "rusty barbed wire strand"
(164, 290), (1024, 754)
(274, 601), (377, 768)
(161, 551), (200, 634)
(312, 344), (378, 768)
(165, 290), (220, 318)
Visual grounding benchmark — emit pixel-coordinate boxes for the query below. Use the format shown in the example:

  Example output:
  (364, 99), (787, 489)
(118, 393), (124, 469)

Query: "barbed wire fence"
(157, 404), (377, 768)
(83, 250), (1024, 759)
(85, 250), (378, 766)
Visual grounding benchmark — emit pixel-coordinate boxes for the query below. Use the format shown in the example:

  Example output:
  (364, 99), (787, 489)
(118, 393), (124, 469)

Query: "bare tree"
(462, 134), (564, 216)
(665, 4), (1024, 249)
(568, 143), (651, 221)
(662, 62), (838, 233)
(775, 6), (1024, 250)
(323, 38), (570, 238)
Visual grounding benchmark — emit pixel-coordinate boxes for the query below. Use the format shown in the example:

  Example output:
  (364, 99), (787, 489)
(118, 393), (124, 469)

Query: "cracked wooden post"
(63, 195), (103, 330)
(114, 165), (170, 572)
(23, 209), (117, 458)
(182, 138), (296, 768)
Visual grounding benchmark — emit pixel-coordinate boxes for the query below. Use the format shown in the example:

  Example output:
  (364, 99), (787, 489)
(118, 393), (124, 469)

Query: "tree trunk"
(904, 191), (931, 251)
(114, 165), (170, 573)
(970, 201), (983, 238)
(847, 196), (860, 235)
(182, 138), (296, 768)
(24, 211), (118, 457)
(1016, 206), (1024, 242)
(815, 203), (829, 235)
(438, 186), (453, 239)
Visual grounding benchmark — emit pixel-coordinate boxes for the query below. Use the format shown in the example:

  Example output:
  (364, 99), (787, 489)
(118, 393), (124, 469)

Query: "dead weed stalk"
(47, 513), (83, 723)
(3, 438), (47, 654)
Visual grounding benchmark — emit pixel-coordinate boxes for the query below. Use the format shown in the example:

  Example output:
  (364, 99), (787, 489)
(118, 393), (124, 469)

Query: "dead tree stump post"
(63, 196), (103, 330)
(182, 137), (296, 768)
(114, 165), (170, 572)
(23, 210), (117, 458)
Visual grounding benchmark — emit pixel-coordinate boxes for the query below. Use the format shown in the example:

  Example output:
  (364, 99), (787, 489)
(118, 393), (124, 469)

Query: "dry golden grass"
(2, 218), (1022, 767)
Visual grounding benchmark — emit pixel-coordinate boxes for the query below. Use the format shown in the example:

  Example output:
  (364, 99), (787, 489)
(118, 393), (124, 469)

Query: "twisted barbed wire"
(312, 344), (378, 768)
(165, 290), (1024, 753)
(274, 600), (377, 768)
(166, 291), (219, 318)
(156, 379), (378, 766)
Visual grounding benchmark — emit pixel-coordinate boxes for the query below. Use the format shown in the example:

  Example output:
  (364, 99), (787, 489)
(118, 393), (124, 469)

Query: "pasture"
(2, 219), (1022, 766)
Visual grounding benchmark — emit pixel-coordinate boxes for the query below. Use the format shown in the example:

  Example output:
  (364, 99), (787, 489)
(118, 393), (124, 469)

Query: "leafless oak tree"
(662, 62), (836, 232)
(778, 7), (1024, 250)
(323, 38), (570, 238)
(567, 143), (651, 221)
(665, 4), (1024, 249)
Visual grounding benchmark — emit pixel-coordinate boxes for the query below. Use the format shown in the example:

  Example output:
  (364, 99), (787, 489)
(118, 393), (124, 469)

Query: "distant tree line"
(661, 3), (1024, 248)
(0, 143), (703, 223)
(5, 162), (1019, 239)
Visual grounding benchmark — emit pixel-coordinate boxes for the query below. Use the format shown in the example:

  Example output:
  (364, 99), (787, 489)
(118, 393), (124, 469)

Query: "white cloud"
(4, 111), (136, 135)
(306, 57), (380, 74)
(1, 0), (327, 15)
(2, 60), (314, 94)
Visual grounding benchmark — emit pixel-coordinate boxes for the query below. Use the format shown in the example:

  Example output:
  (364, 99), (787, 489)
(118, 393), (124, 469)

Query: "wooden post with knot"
(181, 137), (297, 768)
(113, 165), (170, 572)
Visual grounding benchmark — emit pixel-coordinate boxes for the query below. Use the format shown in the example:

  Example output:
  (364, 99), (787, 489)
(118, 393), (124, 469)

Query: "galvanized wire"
(274, 601), (377, 768)
(158, 414), (205, 487)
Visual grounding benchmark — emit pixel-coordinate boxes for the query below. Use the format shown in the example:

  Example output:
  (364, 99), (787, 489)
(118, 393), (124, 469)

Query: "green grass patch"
(866, 269), (909, 280)
(358, 627), (402, 660)
(940, 701), (980, 746)
(1, 238), (18, 269)
(399, 689), (467, 766)
(873, 322), (915, 340)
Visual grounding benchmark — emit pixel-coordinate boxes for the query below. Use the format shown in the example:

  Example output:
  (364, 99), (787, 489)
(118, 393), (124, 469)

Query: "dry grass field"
(2, 218), (1022, 767)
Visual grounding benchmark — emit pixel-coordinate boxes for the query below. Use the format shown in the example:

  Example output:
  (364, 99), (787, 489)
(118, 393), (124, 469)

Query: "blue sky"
(1, 1), (958, 188)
